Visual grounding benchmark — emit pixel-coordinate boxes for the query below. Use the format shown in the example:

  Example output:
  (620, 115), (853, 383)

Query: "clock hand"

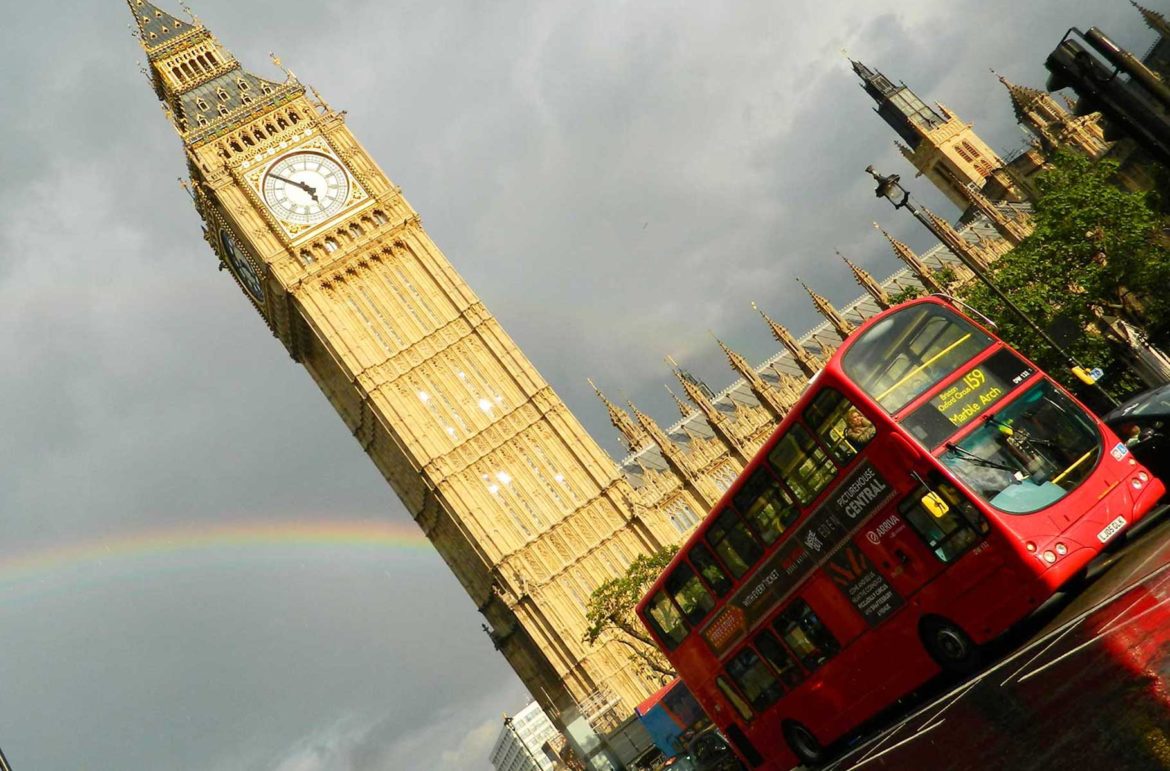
(270, 173), (320, 202)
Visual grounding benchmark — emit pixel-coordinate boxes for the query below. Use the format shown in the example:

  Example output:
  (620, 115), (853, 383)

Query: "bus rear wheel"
(783, 720), (825, 767)
(919, 615), (981, 675)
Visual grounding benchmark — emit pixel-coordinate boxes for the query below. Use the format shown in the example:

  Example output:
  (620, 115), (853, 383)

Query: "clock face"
(262, 151), (351, 225)
(219, 229), (264, 303)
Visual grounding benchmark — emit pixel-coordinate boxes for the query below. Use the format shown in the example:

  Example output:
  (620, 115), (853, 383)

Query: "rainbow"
(0, 519), (433, 598)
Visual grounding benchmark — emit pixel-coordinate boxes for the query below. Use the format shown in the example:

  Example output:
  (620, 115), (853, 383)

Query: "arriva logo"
(866, 514), (901, 544)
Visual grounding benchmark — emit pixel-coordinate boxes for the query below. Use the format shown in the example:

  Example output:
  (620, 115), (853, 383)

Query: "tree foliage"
(583, 545), (678, 678)
(959, 151), (1170, 401)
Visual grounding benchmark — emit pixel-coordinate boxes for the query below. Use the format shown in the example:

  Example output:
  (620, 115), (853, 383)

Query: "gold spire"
(922, 207), (992, 271)
(588, 378), (647, 452)
(711, 333), (790, 418)
(751, 301), (819, 377)
(838, 251), (891, 309)
(1134, 2), (1170, 39)
(798, 278), (854, 340)
(665, 386), (693, 419)
(873, 223), (945, 294)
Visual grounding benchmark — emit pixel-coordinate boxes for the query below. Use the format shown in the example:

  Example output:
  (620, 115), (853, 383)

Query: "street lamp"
(865, 165), (1119, 408)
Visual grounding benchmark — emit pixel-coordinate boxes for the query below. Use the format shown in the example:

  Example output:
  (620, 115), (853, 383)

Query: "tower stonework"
(852, 60), (1015, 207)
(127, 1), (671, 724)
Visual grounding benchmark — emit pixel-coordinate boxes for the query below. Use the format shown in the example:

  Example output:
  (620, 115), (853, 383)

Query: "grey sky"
(0, 1), (1155, 769)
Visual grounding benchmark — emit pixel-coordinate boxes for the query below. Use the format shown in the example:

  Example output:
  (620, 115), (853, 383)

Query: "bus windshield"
(939, 380), (1101, 514)
(843, 303), (993, 413)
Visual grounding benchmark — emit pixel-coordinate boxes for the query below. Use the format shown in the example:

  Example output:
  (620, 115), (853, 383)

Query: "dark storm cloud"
(0, 1), (1156, 769)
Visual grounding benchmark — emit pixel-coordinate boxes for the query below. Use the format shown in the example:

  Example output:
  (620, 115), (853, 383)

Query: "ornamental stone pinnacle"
(873, 223), (946, 294)
(838, 251), (891, 309)
(798, 278), (855, 340)
(752, 301), (821, 378)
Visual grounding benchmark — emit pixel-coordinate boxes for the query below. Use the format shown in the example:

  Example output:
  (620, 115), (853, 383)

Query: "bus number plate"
(1096, 516), (1127, 543)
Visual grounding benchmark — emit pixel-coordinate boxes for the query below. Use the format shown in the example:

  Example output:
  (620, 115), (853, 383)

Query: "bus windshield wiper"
(944, 443), (1017, 473)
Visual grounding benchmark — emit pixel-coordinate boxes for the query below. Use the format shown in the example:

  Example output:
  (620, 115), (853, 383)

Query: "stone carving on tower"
(799, 279), (855, 340)
(838, 251), (891, 309)
(852, 59), (1017, 207)
(126, 0), (690, 726)
(996, 73), (1109, 161)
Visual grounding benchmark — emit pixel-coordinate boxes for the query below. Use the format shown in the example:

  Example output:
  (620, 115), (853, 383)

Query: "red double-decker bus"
(635, 296), (1164, 769)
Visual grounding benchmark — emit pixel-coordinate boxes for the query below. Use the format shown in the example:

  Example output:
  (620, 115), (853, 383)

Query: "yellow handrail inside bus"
(1051, 449), (1095, 485)
(876, 333), (973, 402)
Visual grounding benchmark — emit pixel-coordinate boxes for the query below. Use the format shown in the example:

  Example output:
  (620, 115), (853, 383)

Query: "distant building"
(491, 701), (560, 771)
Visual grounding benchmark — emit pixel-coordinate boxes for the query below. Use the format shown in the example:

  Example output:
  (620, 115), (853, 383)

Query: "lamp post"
(503, 715), (543, 771)
(865, 165), (1118, 408)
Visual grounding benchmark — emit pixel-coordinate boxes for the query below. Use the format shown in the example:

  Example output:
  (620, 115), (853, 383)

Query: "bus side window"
(754, 629), (805, 689)
(733, 467), (800, 546)
(898, 478), (985, 563)
(665, 562), (716, 626)
(725, 646), (784, 711)
(775, 600), (839, 671)
(690, 543), (733, 598)
(716, 676), (754, 722)
(805, 388), (876, 464)
(645, 590), (689, 650)
(706, 507), (764, 579)
(766, 425), (837, 505)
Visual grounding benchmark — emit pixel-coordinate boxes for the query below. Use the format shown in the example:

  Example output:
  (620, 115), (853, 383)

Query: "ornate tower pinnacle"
(874, 223), (945, 294)
(1134, 2), (1170, 39)
(589, 379), (648, 452)
(669, 358), (753, 463)
(994, 71), (1109, 161)
(751, 301), (820, 377)
(852, 58), (1011, 208)
(798, 279), (854, 340)
(665, 385), (693, 419)
(922, 208), (992, 271)
(711, 334), (790, 418)
(838, 251), (891, 309)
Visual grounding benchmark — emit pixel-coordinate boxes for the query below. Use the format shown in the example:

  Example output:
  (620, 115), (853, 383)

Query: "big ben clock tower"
(127, 0), (675, 729)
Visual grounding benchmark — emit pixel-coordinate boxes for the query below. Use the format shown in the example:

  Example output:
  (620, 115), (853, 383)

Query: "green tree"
(960, 151), (1170, 399)
(583, 545), (678, 679)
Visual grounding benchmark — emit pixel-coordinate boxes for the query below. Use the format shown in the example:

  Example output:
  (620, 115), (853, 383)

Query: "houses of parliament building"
(125, 0), (1167, 752)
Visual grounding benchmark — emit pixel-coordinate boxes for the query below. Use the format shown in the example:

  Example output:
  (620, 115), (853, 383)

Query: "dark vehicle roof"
(1104, 384), (1170, 423)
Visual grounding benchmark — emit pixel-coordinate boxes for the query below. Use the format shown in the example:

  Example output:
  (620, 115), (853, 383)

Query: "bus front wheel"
(919, 615), (981, 675)
(783, 720), (825, 767)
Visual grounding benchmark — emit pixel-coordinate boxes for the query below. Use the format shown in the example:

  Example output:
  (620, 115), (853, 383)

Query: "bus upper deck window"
(805, 389), (876, 464)
(766, 425), (837, 506)
(645, 590), (688, 650)
(733, 467), (800, 546)
(689, 543), (733, 597)
(666, 562), (716, 626)
(706, 508), (763, 579)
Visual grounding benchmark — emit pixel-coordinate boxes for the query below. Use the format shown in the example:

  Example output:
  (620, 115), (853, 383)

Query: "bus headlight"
(1132, 477), (1144, 490)
(1139, 471), (1149, 483)
(1025, 541), (1037, 553)
(1043, 550), (1057, 564)
(1055, 543), (1068, 556)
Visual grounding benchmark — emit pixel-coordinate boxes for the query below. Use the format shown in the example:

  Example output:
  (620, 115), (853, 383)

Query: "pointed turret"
(588, 379), (648, 453)
(838, 251), (891, 309)
(950, 174), (1032, 245)
(712, 335), (790, 418)
(752, 302), (821, 377)
(875, 223), (946, 294)
(127, 0), (302, 142)
(669, 362), (753, 464)
(995, 71), (1109, 161)
(1134, 2), (1170, 39)
(922, 208), (991, 271)
(665, 386), (693, 419)
(798, 279), (854, 340)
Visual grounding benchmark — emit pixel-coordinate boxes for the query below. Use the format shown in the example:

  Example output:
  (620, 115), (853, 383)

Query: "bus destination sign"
(903, 349), (1034, 449)
(701, 459), (896, 655)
